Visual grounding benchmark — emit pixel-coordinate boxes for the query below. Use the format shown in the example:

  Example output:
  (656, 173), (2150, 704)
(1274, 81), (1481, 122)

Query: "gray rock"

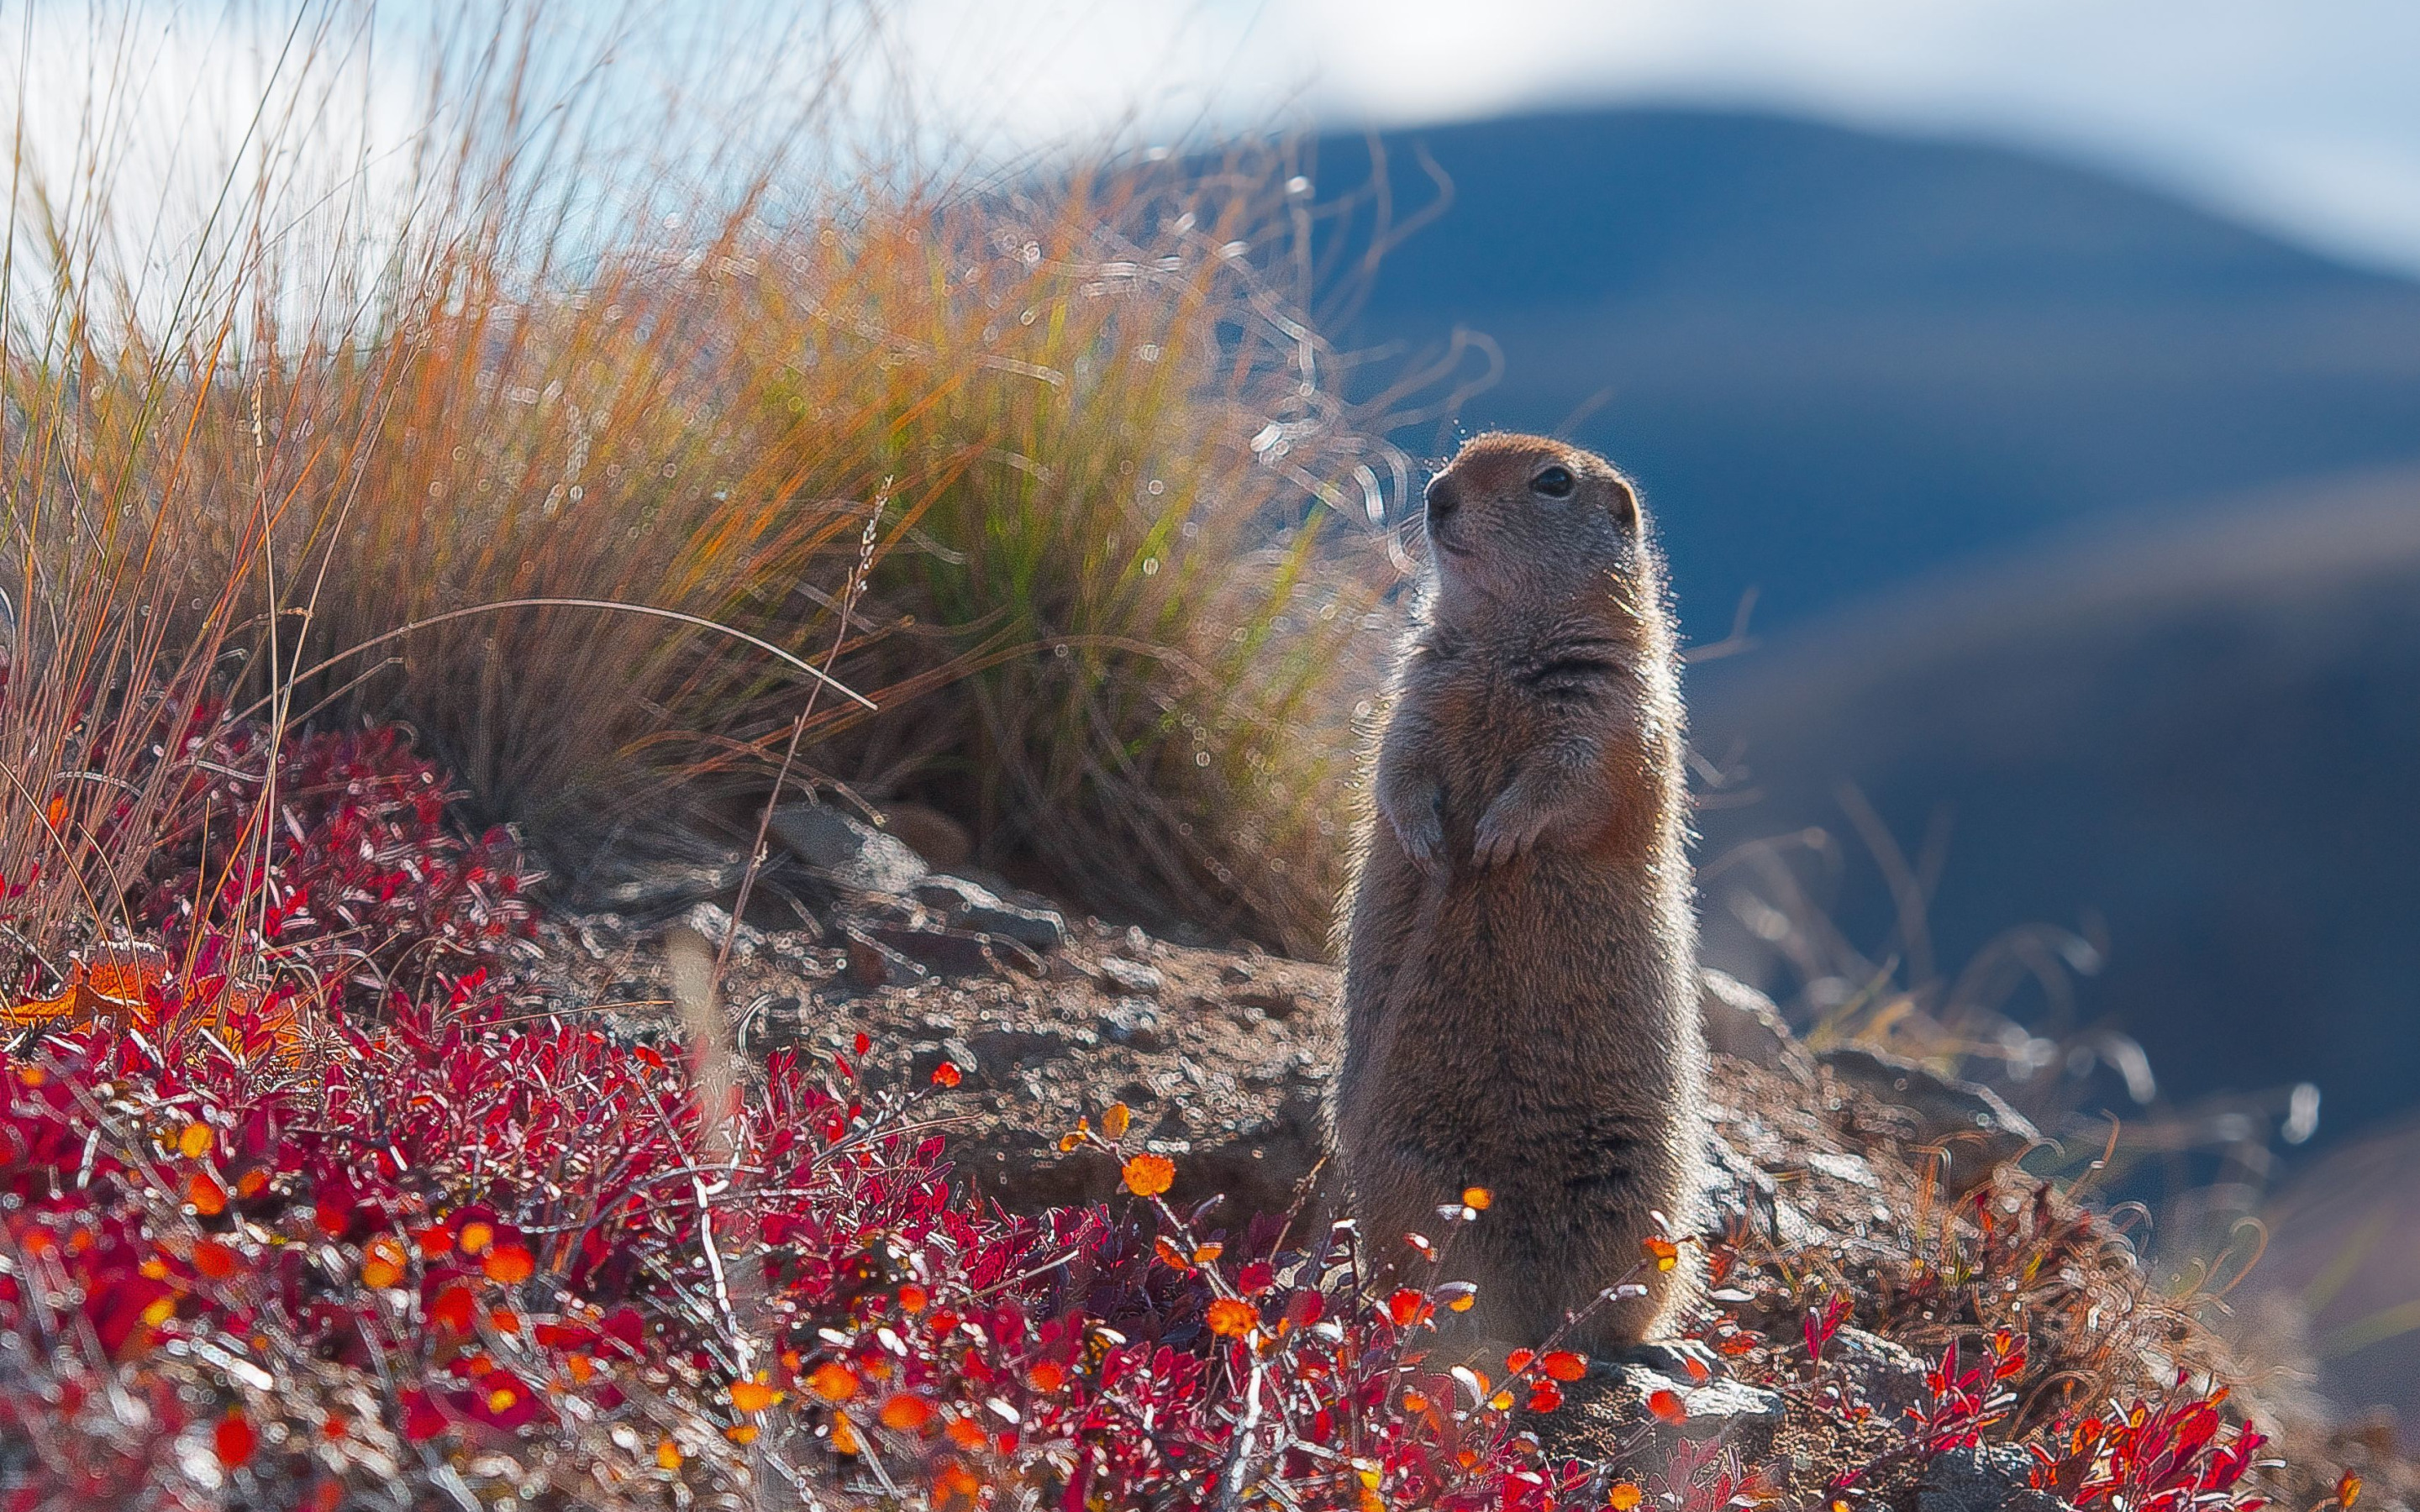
(869, 922), (1040, 977)
(1098, 999), (1165, 1051)
(1097, 956), (1165, 996)
(967, 1027), (1071, 1068)
(1700, 969), (1815, 1081)
(843, 930), (928, 989)
(1233, 984), (1300, 1020)
(960, 901), (1065, 953)
(909, 875), (1068, 952)
(770, 804), (929, 895)
(1705, 1133), (1833, 1248)
(1805, 1149), (1884, 1190)
(1916, 1445), (2072, 1512)
(1818, 1047), (2041, 1185)
(1591, 1362), (1788, 1460)
(1829, 1326), (1931, 1424)
(912, 874), (1002, 912)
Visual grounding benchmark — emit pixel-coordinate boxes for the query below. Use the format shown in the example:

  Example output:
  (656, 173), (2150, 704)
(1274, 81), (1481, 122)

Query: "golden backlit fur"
(1335, 433), (1707, 1355)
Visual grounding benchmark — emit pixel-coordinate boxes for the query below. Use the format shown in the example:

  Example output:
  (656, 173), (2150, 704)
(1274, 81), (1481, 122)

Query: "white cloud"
(881, 0), (2420, 273)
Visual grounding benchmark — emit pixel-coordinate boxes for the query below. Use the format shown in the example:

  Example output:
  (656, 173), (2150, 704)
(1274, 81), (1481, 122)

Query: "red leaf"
(214, 1412), (258, 1468)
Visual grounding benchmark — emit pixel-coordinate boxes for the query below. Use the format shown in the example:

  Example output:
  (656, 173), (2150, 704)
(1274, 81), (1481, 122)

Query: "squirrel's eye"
(1529, 465), (1576, 499)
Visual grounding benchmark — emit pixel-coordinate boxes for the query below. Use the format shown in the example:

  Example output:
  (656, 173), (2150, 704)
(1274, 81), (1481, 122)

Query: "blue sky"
(892, 0), (2420, 276)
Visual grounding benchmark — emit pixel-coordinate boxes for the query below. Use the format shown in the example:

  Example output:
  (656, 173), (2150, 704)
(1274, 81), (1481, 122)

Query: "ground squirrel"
(1336, 432), (1707, 1357)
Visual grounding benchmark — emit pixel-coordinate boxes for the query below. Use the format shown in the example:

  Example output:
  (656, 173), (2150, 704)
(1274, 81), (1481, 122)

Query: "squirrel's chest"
(1424, 660), (1578, 777)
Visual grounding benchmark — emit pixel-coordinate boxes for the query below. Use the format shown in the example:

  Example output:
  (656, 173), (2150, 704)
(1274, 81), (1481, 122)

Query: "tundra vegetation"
(0, 4), (2356, 1508)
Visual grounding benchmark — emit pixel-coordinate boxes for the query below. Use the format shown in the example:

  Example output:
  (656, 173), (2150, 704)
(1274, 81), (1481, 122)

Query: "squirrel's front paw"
(1472, 789), (1549, 868)
(1382, 785), (1449, 878)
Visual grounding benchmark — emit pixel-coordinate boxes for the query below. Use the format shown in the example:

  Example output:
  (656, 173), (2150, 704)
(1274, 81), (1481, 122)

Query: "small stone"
(1123, 925), (1151, 956)
(1804, 1150), (1883, 1189)
(912, 874), (1003, 912)
(870, 922), (1037, 977)
(1830, 1327), (1931, 1424)
(960, 902), (1065, 953)
(1916, 1445), (2075, 1512)
(1219, 961), (1257, 984)
(770, 803), (929, 895)
(844, 931), (927, 989)
(845, 934), (888, 988)
(1097, 957), (1164, 996)
(1232, 984), (1297, 1020)
(1592, 1363), (1787, 1460)
(1097, 1000), (1164, 1051)
(967, 1027), (1070, 1068)
(1699, 969), (1814, 1082)
(1818, 1047), (2041, 1187)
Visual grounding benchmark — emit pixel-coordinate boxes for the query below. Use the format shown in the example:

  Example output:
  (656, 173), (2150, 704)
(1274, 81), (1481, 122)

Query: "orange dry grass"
(3, 3), (1406, 959)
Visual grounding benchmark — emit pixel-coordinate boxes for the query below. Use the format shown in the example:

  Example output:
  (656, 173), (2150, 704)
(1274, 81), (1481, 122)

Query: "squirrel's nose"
(1423, 474), (1461, 523)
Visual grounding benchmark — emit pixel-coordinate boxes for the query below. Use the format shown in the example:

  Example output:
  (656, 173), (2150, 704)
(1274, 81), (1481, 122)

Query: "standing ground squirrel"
(1336, 433), (1707, 1357)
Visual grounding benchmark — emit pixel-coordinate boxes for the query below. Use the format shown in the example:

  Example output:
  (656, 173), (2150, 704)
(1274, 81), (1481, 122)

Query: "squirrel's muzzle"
(1423, 473), (1463, 530)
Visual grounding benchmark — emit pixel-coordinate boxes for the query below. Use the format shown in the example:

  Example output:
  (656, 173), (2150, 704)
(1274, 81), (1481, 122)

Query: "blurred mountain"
(1687, 468), (2420, 1152)
(1319, 108), (2420, 1156)
(1316, 108), (2420, 639)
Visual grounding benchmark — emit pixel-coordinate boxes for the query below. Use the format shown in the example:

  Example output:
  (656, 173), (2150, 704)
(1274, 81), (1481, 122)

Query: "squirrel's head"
(1421, 433), (1651, 618)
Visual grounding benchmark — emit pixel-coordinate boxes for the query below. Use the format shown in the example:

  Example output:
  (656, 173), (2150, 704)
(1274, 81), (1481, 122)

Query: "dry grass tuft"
(3, 2), (1409, 959)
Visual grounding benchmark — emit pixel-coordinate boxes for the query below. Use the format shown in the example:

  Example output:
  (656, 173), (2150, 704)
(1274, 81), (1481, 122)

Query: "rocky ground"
(534, 801), (2412, 1511)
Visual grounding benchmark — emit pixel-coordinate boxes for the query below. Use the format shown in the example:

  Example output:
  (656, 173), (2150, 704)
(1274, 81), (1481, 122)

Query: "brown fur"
(1334, 433), (1707, 1356)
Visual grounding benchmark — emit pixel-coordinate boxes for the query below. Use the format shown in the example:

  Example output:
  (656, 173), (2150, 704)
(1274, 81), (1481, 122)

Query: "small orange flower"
(1505, 1348), (1535, 1375)
(192, 1240), (239, 1280)
(729, 1379), (785, 1412)
(1541, 1350), (1586, 1382)
(416, 1223), (456, 1258)
(944, 1415), (988, 1451)
(1026, 1360), (1066, 1392)
(880, 1394), (934, 1431)
(1461, 1185), (1491, 1210)
(930, 1061), (962, 1089)
(1121, 1152), (1175, 1197)
(481, 1242), (536, 1284)
(177, 1122), (213, 1159)
(1645, 1388), (1689, 1424)
(1101, 1102), (1132, 1138)
(725, 1424), (757, 1444)
(457, 1220), (494, 1256)
(2338, 1473), (2364, 1509)
(655, 1440), (683, 1470)
(1642, 1235), (1680, 1272)
(897, 1283), (929, 1313)
(808, 1362), (859, 1401)
(1607, 1483), (1643, 1511)
(1206, 1298), (1258, 1337)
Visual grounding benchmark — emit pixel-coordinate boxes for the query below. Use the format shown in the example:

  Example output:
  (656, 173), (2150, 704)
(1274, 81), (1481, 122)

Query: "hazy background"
(881, 0), (2420, 1431)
